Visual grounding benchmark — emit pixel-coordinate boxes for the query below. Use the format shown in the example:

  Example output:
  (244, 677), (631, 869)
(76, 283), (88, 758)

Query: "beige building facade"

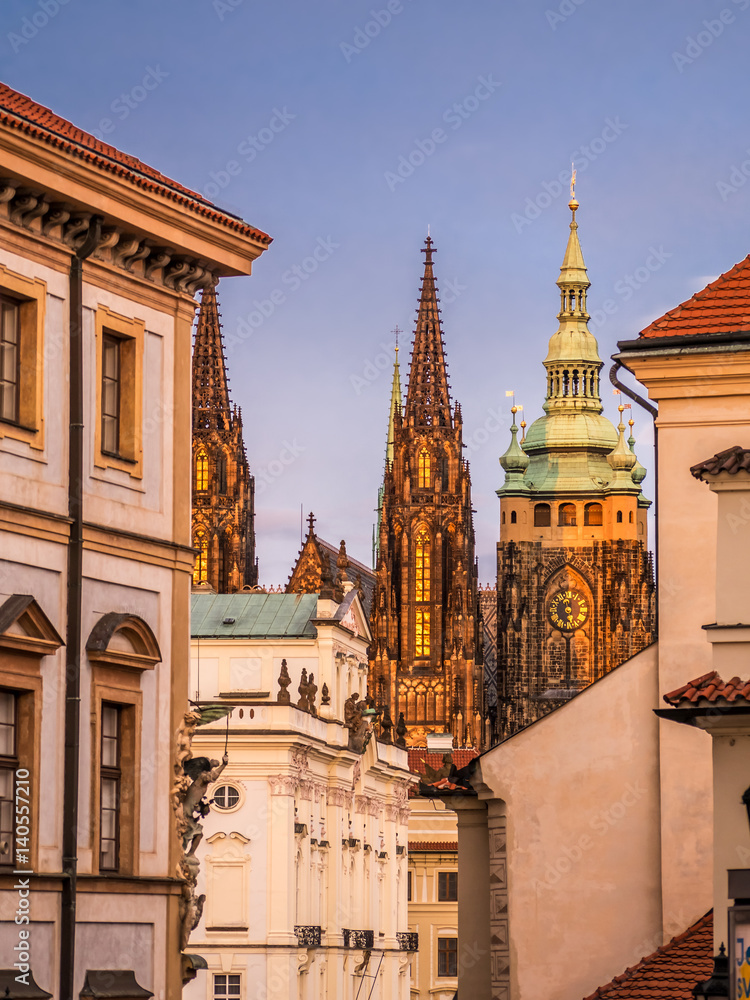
(186, 587), (416, 1000)
(0, 82), (269, 998)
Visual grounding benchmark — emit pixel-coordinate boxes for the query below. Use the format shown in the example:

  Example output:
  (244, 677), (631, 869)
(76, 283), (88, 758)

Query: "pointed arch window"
(196, 449), (209, 491)
(193, 531), (208, 584)
(418, 449), (431, 489)
(415, 529), (431, 657)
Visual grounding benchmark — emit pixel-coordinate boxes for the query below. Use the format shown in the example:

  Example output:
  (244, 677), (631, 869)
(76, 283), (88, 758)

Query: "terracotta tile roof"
(408, 841), (458, 853)
(663, 671), (750, 707)
(407, 749), (479, 775)
(690, 445), (750, 478)
(0, 81), (271, 245)
(582, 911), (713, 999)
(639, 255), (750, 338)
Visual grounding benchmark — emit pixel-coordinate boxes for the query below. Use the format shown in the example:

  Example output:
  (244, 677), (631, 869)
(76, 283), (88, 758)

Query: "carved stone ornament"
(269, 775), (299, 796)
(327, 787), (349, 808)
(291, 746), (310, 776)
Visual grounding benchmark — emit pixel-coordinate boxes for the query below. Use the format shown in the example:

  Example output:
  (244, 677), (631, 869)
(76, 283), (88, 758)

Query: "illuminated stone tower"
(370, 238), (483, 747)
(495, 194), (655, 740)
(191, 286), (258, 591)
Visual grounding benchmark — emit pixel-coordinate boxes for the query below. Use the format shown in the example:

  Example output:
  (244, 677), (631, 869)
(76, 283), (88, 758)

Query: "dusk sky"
(5, 0), (750, 583)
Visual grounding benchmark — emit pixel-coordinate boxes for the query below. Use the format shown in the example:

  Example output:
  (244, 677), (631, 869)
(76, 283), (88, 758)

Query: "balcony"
(343, 929), (374, 949)
(397, 931), (419, 952)
(294, 925), (322, 947)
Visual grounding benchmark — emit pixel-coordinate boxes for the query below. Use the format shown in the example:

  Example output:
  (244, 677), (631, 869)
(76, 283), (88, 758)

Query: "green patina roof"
(191, 592), (318, 639)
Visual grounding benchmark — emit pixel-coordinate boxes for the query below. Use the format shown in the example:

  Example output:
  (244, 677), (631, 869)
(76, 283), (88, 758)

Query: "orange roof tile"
(407, 749), (479, 775)
(581, 911), (713, 999)
(0, 81), (271, 245)
(639, 256), (750, 338)
(690, 445), (750, 478)
(408, 841), (458, 853)
(663, 671), (750, 707)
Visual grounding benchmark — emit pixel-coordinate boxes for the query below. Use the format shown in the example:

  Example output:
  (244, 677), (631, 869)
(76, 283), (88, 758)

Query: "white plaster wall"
(476, 644), (698, 1000)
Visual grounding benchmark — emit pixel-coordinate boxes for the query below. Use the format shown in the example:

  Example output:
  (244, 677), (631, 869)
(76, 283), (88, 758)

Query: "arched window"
(415, 529), (430, 657)
(415, 530), (430, 602)
(195, 449), (208, 491)
(501, 511), (506, 525)
(218, 453), (228, 494)
(616, 510), (623, 524)
(534, 503), (551, 527)
(629, 511), (633, 523)
(584, 503), (603, 526)
(558, 503), (577, 526)
(193, 532), (208, 584)
(510, 510), (517, 524)
(418, 449), (431, 489)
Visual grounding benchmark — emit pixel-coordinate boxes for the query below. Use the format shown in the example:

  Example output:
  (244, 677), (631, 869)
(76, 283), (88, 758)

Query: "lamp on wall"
(692, 944), (728, 999)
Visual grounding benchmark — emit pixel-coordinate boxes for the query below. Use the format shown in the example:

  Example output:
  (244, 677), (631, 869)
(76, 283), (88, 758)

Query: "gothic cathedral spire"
(370, 237), (483, 749)
(191, 286), (258, 592)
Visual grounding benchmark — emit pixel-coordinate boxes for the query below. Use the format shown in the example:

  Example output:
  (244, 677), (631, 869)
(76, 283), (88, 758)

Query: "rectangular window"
(407, 870), (412, 901)
(0, 690), (17, 867)
(415, 608), (430, 658)
(438, 870), (458, 901)
(438, 937), (458, 977)
(214, 974), (241, 999)
(99, 704), (121, 871)
(0, 297), (19, 424)
(101, 333), (121, 456)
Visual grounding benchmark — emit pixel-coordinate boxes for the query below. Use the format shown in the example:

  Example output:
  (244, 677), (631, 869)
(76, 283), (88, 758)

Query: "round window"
(212, 784), (241, 810)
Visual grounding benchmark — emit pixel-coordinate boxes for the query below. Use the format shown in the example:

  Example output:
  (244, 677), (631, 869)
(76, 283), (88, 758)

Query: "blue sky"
(4, 0), (750, 582)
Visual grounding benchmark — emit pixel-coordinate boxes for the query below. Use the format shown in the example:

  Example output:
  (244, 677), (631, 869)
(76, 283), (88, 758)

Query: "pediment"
(0, 594), (63, 656)
(86, 612), (161, 670)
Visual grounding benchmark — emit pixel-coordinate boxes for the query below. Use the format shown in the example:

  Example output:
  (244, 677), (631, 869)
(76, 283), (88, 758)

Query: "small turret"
(499, 406), (529, 489)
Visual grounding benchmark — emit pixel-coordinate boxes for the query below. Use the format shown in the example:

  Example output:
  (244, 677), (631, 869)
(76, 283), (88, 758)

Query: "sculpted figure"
(345, 692), (369, 753)
(307, 672), (318, 716)
(182, 754), (228, 855)
(278, 659), (291, 704)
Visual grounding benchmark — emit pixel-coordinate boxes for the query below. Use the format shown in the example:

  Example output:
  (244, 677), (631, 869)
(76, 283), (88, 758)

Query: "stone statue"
(278, 659), (291, 704)
(395, 712), (407, 748)
(345, 692), (369, 753)
(321, 682), (331, 706)
(297, 667), (310, 712)
(182, 754), (228, 856)
(424, 752), (454, 784)
(307, 673), (318, 717)
(380, 705), (394, 743)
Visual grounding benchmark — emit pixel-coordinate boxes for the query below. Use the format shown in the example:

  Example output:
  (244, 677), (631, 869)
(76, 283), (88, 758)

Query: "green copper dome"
(499, 197), (647, 503)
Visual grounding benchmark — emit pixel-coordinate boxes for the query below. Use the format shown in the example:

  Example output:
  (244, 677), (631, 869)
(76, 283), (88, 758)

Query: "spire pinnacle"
(385, 337), (402, 470)
(193, 285), (232, 431)
(404, 236), (452, 428)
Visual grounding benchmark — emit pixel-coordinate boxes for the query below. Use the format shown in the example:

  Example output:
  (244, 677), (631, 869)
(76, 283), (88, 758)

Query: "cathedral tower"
(370, 238), (482, 747)
(495, 194), (655, 740)
(192, 286), (258, 591)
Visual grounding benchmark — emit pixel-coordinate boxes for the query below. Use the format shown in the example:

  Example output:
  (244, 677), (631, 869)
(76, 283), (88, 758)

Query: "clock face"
(548, 589), (589, 633)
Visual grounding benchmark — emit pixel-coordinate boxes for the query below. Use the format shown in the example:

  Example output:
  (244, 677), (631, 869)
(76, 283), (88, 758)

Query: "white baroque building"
(185, 585), (417, 1000)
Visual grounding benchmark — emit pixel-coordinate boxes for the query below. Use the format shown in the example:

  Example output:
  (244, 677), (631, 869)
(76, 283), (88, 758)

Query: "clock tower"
(494, 194), (655, 741)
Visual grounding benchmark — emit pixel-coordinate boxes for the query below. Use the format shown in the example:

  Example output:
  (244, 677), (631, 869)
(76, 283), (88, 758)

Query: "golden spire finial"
(569, 163), (579, 214)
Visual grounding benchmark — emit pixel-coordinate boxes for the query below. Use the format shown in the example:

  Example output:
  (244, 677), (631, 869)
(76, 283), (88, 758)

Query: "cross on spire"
(404, 236), (452, 428)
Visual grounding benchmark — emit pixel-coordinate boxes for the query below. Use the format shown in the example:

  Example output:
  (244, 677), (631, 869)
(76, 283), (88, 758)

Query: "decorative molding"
(269, 775), (299, 797)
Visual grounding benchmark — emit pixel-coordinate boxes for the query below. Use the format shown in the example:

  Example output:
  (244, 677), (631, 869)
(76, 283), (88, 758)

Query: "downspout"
(61, 216), (102, 1000)
(608, 359), (659, 632)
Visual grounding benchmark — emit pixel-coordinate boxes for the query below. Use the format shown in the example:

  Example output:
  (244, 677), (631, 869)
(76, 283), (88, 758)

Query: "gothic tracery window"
(415, 529), (431, 657)
(193, 531), (208, 584)
(196, 449), (208, 491)
(418, 449), (431, 489)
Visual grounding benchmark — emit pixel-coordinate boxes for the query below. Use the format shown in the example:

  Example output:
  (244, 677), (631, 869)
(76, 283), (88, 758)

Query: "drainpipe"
(60, 216), (102, 1000)
(609, 360), (659, 634)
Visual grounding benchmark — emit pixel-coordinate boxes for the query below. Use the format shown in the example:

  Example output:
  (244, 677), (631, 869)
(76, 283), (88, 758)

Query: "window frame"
(437, 870), (458, 902)
(437, 936), (458, 977)
(213, 973), (242, 999)
(100, 332), (122, 458)
(0, 295), (20, 425)
(0, 265), (46, 450)
(94, 306), (144, 479)
(558, 503), (577, 527)
(583, 502), (603, 527)
(99, 702), (122, 872)
(0, 689), (18, 869)
(534, 503), (551, 527)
